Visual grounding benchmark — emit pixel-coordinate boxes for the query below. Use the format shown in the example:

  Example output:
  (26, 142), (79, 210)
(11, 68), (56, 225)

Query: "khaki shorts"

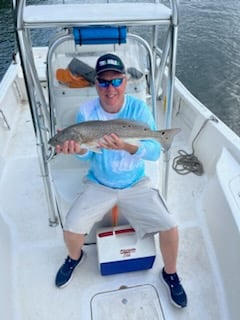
(64, 178), (177, 238)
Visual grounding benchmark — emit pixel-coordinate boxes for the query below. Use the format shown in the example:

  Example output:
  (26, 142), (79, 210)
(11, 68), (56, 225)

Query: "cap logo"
(99, 59), (120, 67)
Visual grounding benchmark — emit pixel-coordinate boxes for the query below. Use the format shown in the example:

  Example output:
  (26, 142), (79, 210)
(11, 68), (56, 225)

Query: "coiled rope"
(172, 116), (218, 176)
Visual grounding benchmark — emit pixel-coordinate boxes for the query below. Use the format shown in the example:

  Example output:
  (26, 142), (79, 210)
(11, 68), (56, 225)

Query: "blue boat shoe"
(161, 268), (187, 308)
(55, 250), (85, 288)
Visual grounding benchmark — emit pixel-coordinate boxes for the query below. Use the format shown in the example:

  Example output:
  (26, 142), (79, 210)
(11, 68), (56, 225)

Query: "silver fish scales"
(48, 119), (180, 152)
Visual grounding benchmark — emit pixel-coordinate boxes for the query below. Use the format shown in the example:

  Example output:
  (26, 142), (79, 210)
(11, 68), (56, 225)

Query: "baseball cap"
(95, 53), (125, 75)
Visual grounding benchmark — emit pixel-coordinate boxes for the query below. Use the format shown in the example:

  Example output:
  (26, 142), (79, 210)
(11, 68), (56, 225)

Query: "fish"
(48, 119), (180, 152)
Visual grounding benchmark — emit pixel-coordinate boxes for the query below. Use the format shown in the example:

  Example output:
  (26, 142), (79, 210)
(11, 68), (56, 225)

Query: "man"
(55, 53), (187, 308)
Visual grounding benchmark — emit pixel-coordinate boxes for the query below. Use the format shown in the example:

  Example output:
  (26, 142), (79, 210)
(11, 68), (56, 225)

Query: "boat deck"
(0, 99), (229, 319)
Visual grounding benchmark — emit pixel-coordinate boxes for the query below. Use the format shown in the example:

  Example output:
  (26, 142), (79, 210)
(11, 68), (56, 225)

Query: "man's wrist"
(124, 143), (138, 155)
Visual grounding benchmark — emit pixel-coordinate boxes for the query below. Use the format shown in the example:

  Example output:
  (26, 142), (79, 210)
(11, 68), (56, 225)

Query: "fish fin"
(157, 128), (181, 151)
(122, 138), (140, 146)
(90, 147), (102, 154)
(81, 142), (102, 154)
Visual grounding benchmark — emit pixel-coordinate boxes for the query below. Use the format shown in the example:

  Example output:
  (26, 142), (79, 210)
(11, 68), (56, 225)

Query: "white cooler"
(96, 225), (156, 276)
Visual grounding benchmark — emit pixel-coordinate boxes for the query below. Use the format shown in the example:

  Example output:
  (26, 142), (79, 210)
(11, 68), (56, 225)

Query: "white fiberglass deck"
(0, 98), (229, 320)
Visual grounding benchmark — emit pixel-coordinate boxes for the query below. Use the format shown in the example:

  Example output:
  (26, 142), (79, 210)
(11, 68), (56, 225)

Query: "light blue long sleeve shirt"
(76, 94), (161, 188)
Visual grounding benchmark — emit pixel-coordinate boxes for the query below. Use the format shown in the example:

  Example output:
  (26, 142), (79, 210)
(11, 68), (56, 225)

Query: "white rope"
(172, 116), (218, 176)
(172, 149), (203, 175)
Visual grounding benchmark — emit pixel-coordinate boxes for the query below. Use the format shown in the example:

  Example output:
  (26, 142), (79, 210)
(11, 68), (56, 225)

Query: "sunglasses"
(97, 77), (125, 88)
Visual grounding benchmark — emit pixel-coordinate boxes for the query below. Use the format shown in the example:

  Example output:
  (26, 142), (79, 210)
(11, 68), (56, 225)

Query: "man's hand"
(98, 133), (138, 155)
(55, 140), (87, 155)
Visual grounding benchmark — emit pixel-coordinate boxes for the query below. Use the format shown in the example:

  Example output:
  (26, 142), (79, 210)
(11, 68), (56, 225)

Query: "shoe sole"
(160, 272), (185, 308)
(57, 251), (86, 289)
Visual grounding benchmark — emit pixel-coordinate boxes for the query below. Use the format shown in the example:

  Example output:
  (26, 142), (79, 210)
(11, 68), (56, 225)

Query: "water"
(1, 0), (240, 135)
(178, 0), (240, 136)
(0, 1), (16, 74)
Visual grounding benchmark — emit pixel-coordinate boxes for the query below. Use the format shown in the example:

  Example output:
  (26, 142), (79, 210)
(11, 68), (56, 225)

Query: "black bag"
(68, 58), (95, 83)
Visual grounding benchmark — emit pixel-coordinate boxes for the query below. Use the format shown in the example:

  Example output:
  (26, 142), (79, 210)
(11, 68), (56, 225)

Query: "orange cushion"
(56, 69), (90, 88)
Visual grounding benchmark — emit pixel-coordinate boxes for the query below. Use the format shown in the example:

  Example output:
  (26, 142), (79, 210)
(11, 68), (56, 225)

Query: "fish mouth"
(48, 138), (55, 146)
(48, 136), (58, 146)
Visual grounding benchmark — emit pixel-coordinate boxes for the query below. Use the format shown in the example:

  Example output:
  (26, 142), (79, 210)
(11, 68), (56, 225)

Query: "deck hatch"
(91, 284), (165, 320)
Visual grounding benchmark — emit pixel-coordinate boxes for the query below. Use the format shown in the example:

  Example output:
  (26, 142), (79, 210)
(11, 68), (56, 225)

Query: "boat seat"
(53, 76), (147, 129)
(48, 35), (150, 128)
(47, 26), (161, 232)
